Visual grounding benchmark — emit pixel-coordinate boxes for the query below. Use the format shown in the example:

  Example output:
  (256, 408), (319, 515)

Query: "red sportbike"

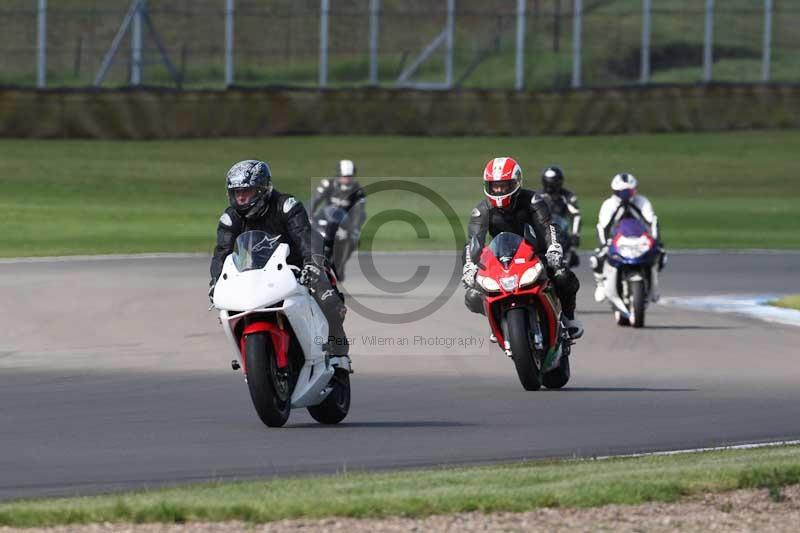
(468, 227), (573, 391)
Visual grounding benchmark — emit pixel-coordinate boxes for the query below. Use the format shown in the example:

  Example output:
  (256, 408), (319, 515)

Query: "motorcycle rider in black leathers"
(462, 157), (583, 340)
(308, 160), (366, 281)
(538, 166), (582, 268)
(209, 160), (349, 356)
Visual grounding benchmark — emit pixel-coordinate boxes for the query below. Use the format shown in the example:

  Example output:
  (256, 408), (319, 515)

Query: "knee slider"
(464, 288), (485, 314)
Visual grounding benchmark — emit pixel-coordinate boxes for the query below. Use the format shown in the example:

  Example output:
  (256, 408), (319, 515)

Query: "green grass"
(770, 295), (800, 311)
(1, 445), (799, 527)
(1, 131), (798, 256)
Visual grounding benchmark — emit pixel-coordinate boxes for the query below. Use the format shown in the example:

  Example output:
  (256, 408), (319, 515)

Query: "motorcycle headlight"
(519, 263), (544, 287)
(476, 274), (500, 293)
(616, 236), (653, 259)
(499, 275), (518, 292)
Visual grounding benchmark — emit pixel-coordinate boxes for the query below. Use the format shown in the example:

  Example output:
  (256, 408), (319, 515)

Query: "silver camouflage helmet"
(336, 159), (356, 191)
(226, 160), (273, 218)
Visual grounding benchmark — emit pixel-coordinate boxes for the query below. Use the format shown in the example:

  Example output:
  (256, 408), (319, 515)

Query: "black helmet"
(226, 160), (273, 218)
(541, 166), (564, 194)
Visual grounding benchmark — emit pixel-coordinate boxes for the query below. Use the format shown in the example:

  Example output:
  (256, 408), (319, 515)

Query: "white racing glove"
(462, 262), (478, 288)
(546, 243), (563, 269)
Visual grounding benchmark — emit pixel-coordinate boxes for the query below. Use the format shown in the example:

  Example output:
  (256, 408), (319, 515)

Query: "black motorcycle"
(553, 214), (580, 268)
(311, 205), (355, 281)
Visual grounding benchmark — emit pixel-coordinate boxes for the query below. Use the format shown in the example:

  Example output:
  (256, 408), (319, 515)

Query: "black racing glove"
(299, 263), (322, 291)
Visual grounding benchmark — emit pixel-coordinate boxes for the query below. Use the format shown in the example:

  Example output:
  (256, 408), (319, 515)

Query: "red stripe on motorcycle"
(241, 322), (291, 369)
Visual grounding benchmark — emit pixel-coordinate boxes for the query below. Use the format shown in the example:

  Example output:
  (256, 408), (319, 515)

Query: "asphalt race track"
(1, 251), (800, 501)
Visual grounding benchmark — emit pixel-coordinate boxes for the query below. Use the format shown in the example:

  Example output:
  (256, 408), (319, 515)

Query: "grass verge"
(1, 131), (798, 256)
(770, 295), (800, 311)
(1, 445), (799, 527)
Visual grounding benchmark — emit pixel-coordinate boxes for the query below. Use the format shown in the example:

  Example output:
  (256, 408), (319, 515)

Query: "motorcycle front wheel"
(245, 332), (291, 428)
(506, 308), (542, 391)
(543, 355), (570, 389)
(629, 279), (646, 328)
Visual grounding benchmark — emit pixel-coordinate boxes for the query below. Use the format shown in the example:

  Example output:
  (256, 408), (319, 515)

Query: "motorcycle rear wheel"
(543, 355), (570, 389)
(245, 332), (291, 428)
(307, 368), (351, 424)
(333, 239), (352, 281)
(506, 308), (542, 391)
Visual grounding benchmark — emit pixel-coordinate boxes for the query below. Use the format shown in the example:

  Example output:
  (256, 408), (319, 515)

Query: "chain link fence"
(1, 0), (798, 90)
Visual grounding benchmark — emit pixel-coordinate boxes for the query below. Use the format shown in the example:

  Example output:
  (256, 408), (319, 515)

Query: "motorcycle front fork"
(529, 312), (545, 350)
(500, 306), (545, 356)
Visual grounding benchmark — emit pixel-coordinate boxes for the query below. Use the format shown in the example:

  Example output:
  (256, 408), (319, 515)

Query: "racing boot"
(593, 273), (606, 303)
(589, 252), (606, 303)
(564, 313), (584, 340)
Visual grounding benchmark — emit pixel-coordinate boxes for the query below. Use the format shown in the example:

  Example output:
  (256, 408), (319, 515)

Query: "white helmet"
(337, 159), (356, 178)
(611, 173), (637, 201)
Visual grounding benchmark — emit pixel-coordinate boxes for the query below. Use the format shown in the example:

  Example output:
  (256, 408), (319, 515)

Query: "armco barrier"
(1, 84), (799, 139)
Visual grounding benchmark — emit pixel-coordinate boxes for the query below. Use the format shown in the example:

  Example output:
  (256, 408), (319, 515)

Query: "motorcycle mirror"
(523, 224), (538, 246)
(468, 236), (483, 264)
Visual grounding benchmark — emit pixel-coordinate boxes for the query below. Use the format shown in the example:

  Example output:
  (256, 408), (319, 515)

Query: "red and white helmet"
(483, 157), (522, 208)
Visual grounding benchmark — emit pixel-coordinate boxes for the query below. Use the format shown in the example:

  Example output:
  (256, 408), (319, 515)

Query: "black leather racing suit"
(210, 190), (349, 355)
(309, 178), (367, 236)
(538, 187), (581, 246)
(464, 189), (580, 319)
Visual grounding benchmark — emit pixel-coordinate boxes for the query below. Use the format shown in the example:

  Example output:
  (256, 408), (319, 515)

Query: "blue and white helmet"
(611, 172), (637, 202)
(226, 160), (273, 218)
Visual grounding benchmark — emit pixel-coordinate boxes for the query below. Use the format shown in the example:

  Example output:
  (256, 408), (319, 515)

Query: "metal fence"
(2, 0), (798, 90)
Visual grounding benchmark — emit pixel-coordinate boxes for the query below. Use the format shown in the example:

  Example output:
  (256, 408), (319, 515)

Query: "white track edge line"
(590, 439), (800, 461)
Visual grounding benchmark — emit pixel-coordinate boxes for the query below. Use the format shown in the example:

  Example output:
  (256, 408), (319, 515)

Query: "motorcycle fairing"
(213, 244), (297, 312)
(478, 234), (564, 368)
(215, 242), (334, 409)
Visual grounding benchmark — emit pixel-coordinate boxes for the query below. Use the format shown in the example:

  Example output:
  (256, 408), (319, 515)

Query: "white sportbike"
(213, 230), (352, 427)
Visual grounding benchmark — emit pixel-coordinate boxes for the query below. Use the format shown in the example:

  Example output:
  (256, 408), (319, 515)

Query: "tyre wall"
(1, 84), (798, 138)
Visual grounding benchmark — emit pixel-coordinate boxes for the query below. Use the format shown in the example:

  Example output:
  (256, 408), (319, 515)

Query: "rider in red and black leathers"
(463, 158), (583, 339)
(209, 160), (348, 356)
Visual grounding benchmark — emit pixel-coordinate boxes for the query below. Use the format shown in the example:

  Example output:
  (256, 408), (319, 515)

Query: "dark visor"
(485, 180), (517, 196)
(614, 188), (635, 201)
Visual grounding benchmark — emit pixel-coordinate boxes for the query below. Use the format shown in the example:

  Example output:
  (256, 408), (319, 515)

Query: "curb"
(661, 295), (800, 327)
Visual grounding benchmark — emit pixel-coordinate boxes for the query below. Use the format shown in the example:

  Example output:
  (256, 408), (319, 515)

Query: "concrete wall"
(2, 85), (799, 138)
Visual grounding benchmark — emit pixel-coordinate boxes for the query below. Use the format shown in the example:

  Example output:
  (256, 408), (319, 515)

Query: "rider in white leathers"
(591, 173), (664, 302)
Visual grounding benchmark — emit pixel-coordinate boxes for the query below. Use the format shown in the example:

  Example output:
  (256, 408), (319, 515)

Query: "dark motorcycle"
(553, 214), (580, 268)
(312, 205), (355, 281)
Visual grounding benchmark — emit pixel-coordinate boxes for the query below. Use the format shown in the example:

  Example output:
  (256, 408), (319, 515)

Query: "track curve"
(1, 251), (799, 500)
